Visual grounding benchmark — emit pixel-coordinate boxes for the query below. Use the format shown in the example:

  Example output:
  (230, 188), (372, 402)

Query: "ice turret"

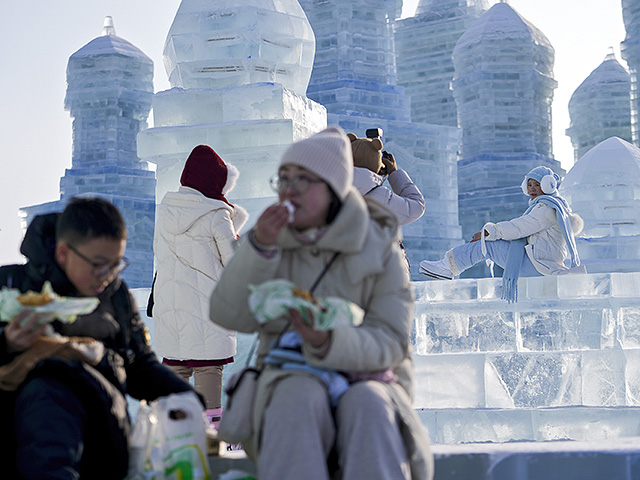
(566, 50), (632, 163)
(452, 2), (563, 265)
(21, 17), (157, 288)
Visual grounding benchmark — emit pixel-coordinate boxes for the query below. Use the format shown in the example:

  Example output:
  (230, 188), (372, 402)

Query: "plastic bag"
(127, 391), (211, 480)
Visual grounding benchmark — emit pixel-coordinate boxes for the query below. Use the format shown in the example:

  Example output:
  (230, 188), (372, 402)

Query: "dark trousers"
(14, 374), (129, 480)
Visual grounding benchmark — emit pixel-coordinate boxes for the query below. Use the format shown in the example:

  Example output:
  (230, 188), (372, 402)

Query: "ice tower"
(395, 0), (488, 126)
(298, 0), (463, 278)
(566, 50), (632, 163)
(21, 17), (156, 288)
(622, 0), (640, 145)
(137, 0), (326, 221)
(452, 2), (563, 257)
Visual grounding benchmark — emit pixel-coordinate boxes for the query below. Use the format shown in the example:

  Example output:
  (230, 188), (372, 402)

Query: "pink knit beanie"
(279, 127), (353, 200)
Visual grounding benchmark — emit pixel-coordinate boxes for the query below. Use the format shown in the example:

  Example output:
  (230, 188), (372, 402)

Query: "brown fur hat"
(347, 133), (383, 174)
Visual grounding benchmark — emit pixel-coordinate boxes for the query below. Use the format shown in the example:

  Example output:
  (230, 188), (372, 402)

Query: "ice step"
(207, 438), (640, 480)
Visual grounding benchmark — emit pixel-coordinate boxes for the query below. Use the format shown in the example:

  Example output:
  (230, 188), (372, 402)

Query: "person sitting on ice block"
(419, 166), (585, 302)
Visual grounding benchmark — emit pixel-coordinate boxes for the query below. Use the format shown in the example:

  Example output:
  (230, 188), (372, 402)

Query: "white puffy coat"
(482, 201), (584, 275)
(153, 186), (249, 360)
(352, 166), (425, 225)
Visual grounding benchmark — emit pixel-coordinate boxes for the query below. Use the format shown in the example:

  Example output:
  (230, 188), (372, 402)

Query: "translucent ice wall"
(566, 50), (632, 163)
(452, 3), (563, 246)
(163, 0), (315, 96)
(395, 0), (487, 126)
(621, 0), (640, 145)
(412, 272), (640, 443)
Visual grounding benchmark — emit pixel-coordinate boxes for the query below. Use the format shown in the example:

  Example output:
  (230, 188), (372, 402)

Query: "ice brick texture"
(559, 137), (640, 274)
(21, 19), (156, 288)
(299, 0), (464, 279)
(395, 0), (487, 127)
(622, 0), (640, 145)
(566, 51), (632, 163)
(412, 272), (640, 443)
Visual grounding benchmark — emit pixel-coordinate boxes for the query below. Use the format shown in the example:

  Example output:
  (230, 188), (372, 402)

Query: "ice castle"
(566, 50), (632, 163)
(395, 0), (488, 127)
(137, 0), (326, 223)
(20, 17), (156, 288)
(452, 2), (563, 256)
(298, 0), (463, 279)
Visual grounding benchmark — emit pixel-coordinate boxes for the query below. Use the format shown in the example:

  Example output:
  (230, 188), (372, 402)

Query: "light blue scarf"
(501, 194), (580, 303)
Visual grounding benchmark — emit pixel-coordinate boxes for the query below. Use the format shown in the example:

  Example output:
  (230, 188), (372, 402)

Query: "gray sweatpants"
(258, 375), (411, 480)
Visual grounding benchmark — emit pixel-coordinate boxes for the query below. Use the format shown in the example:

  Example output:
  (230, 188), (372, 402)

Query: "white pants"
(450, 239), (542, 277)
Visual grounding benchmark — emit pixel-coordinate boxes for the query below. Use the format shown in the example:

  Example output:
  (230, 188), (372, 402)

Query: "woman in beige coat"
(209, 127), (432, 480)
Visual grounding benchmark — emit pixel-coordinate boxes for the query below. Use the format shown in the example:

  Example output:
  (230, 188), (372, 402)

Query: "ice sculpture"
(566, 50), (632, 163)
(21, 17), (157, 288)
(299, 0), (463, 279)
(162, 0), (315, 96)
(137, 0), (326, 222)
(621, 0), (640, 144)
(395, 0), (487, 126)
(559, 136), (640, 273)
(452, 2), (563, 262)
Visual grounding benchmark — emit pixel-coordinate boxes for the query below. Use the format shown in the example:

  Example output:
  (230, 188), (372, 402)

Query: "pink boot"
(205, 407), (223, 429)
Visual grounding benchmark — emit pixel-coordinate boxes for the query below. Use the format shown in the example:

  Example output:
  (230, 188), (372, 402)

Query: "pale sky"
(0, 0), (627, 265)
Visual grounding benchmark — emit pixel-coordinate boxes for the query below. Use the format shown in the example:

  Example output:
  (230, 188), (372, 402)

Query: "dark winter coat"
(0, 213), (195, 479)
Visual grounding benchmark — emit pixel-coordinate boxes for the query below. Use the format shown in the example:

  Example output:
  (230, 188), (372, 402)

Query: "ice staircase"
(411, 271), (640, 444)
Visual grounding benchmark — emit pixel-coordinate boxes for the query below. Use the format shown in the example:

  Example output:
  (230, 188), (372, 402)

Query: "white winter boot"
(419, 258), (454, 280)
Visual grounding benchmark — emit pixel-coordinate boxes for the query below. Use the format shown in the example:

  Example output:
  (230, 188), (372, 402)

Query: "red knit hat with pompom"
(180, 145), (230, 204)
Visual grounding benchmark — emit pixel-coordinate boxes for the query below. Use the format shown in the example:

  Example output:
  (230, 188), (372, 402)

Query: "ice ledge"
(413, 271), (640, 304)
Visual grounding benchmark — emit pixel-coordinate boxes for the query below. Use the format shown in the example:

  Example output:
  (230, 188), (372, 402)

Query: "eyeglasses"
(68, 243), (129, 278)
(269, 174), (323, 194)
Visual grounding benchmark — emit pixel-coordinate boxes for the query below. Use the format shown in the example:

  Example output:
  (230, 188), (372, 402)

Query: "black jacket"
(0, 213), (195, 479)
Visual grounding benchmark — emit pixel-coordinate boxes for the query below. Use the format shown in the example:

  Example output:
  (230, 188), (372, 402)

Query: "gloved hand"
(381, 151), (397, 175)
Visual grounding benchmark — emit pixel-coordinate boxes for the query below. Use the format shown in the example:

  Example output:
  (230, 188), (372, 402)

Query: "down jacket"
(482, 200), (584, 275)
(352, 166), (425, 225)
(154, 186), (249, 360)
(0, 213), (195, 479)
(209, 188), (433, 479)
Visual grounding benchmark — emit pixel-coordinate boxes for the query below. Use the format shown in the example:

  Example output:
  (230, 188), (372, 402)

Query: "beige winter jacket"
(209, 187), (433, 479)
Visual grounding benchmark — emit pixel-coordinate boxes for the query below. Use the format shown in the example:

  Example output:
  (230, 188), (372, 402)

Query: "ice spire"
(102, 16), (116, 36)
(566, 48), (631, 162)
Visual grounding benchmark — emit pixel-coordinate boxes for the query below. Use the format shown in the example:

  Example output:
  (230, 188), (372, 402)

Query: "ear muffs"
(540, 174), (558, 194)
(522, 173), (560, 195)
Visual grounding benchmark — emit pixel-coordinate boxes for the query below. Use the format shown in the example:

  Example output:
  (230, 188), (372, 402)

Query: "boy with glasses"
(0, 197), (198, 480)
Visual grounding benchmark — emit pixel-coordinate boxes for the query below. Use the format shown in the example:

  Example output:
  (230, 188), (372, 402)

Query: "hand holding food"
(249, 279), (364, 330)
(0, 281), (99, 327)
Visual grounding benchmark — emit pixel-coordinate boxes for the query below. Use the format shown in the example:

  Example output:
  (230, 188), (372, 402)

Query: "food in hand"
(17, 290), (54, 306)
(292, 287), (315, 303)
(282, 200), (295, 223)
